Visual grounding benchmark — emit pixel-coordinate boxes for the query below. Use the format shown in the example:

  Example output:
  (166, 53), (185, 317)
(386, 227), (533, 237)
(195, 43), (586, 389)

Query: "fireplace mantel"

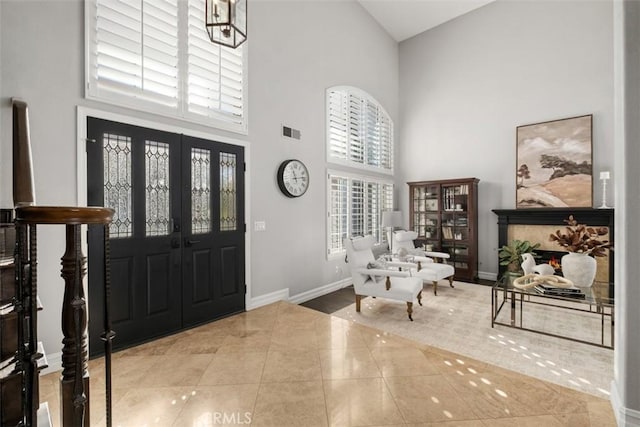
(492, 208), (615, 293)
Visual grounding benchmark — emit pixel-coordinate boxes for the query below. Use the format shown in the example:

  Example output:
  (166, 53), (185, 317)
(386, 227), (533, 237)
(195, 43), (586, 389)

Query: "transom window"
(86, 0), (246, 133)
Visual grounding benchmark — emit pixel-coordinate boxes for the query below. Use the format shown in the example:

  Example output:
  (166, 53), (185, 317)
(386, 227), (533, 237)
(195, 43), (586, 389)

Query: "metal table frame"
(491, 277), (614, 349)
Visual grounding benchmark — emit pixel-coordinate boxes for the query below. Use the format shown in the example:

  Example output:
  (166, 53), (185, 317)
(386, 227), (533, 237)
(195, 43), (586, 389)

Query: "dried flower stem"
(549, 215), (611, 257)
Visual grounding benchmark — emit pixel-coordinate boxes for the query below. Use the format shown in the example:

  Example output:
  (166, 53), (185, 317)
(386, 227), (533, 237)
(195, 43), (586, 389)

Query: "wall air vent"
(282, 125), (301, 140)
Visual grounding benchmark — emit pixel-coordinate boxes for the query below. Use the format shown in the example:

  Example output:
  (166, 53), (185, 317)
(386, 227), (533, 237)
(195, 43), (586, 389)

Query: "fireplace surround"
(492, 208), (614, 295)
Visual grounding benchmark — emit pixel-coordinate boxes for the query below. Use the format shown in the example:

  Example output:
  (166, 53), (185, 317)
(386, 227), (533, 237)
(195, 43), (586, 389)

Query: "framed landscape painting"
(516, 115), (593, 208)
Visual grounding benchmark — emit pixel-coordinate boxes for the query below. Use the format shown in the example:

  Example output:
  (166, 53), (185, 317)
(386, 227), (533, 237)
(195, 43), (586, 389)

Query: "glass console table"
(491, 276), (614, 349)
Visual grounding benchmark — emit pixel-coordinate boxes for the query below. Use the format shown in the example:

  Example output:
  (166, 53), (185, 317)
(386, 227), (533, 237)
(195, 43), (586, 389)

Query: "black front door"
(86, 118), (245, 355)
(181, 135), (245, 327)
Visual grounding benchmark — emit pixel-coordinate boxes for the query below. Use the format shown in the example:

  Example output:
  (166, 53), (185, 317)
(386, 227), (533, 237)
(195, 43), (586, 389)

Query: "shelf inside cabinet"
(36, 342), (48, 371)
(0, 311), (18, 368)
(0, 360), (16, 379)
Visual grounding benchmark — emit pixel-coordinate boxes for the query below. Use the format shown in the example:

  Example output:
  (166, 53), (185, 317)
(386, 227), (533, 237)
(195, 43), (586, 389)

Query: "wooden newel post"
(15, 206), (114, 427)
(60, 224), (90, 426)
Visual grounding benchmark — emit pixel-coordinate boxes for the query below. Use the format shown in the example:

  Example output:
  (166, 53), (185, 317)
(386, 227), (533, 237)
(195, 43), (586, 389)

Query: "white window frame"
(325, 86), (395, 258)
(326, 85), (394, 176)
(84, 0), (248, 135)
(326, 169), (393, 259)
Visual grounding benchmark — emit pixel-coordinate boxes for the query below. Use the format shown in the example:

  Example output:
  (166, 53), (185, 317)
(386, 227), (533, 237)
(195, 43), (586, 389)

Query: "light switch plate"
(254, 221), (266, 231)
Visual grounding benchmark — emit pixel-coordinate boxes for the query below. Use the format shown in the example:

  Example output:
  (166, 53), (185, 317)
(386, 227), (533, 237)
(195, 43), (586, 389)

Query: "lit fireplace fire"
(549, 256), (561, 270)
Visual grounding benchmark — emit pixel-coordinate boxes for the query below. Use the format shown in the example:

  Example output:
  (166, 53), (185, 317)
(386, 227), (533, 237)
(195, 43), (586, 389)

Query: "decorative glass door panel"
(103, 134), (132, 238)
(145, 141), (171, 237)
(219, 152), (237, 232)
(87, 118), (245, 355)
(191, 148), (211, 234)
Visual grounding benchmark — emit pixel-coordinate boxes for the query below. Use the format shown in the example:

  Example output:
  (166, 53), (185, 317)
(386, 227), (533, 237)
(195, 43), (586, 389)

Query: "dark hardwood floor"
(300, 286), (356, 314)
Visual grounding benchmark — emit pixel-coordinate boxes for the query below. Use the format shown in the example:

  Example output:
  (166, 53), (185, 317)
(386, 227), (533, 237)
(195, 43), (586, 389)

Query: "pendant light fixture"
(205, 0), (247, 48)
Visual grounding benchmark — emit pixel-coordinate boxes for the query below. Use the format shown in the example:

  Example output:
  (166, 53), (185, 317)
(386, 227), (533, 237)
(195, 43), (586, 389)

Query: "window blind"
(328, 176), (348, 255)
(186, 1), (244, 125)
(327, 87), (393, 172)
(327, 173), (393, 255)
(88, 0), (245, 130)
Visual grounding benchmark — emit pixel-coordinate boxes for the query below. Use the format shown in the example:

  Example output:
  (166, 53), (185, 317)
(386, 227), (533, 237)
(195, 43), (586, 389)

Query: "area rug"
(331, 281), (613, 398)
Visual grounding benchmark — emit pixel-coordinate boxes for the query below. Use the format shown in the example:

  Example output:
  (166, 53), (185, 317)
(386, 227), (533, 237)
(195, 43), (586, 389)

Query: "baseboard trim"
(246, 288), (290, 310)
(41, 351), (61, 375)
(289, 278), (352, 305)
(478, 271), (498, 281)
(611, 381), (640, 426)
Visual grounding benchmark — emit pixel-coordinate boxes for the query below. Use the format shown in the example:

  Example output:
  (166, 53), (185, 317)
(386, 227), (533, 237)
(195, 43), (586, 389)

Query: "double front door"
(86, 118), (245, 355)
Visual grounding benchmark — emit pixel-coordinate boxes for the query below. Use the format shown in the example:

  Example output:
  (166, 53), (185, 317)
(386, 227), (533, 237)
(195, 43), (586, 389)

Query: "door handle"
(185, 239), (201, 247)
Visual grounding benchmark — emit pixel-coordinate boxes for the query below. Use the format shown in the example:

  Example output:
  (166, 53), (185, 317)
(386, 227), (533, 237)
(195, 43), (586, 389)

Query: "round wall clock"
(277, 159), (309, 198)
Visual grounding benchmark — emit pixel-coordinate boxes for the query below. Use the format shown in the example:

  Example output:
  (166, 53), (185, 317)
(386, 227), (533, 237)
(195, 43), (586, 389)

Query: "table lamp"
(381, 210), (402, 253)
(599, 171), (610, 209)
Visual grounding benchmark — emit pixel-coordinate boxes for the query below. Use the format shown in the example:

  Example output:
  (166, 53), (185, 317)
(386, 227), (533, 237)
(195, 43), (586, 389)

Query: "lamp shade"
(381, 210), (402, 228)
(205, 0), (247, 48)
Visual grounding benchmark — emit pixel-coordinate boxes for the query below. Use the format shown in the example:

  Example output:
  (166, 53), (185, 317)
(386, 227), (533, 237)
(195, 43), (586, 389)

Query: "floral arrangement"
(549, 215), (611, 257)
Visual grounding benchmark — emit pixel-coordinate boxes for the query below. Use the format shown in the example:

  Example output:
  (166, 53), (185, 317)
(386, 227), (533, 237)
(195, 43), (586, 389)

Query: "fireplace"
(492, 208), (614, 295)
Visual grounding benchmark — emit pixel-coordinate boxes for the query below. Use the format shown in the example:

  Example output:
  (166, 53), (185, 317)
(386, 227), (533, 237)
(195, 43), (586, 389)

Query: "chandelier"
(205, 0), (247, 49)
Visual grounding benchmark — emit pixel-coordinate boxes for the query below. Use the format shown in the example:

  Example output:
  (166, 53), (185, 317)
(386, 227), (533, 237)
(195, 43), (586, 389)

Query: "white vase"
(561, 252), (597, 288)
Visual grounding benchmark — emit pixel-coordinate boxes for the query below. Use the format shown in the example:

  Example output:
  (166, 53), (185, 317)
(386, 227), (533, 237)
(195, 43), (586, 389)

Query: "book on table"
(533, 284), (585, 298)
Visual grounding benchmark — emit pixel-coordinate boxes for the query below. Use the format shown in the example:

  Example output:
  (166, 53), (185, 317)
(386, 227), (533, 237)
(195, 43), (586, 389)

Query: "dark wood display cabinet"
(408, 178), (479, 282)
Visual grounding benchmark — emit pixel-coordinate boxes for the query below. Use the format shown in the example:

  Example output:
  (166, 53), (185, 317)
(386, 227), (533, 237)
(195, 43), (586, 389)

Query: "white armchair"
(344, 235), (423, 321)
(392, 230), (455, 296)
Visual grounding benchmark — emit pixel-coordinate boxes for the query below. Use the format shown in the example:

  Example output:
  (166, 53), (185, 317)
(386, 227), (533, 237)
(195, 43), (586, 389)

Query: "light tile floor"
(40, 301), (616, 426)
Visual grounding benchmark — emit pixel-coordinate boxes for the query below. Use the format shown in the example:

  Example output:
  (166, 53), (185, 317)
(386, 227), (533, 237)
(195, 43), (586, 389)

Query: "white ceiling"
(358, 0), (495, 42)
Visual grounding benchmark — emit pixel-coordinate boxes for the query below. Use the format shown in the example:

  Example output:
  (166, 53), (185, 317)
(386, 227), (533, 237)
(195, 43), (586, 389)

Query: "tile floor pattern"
(331, 281), (613, 398)
(39, 302), (616, 426)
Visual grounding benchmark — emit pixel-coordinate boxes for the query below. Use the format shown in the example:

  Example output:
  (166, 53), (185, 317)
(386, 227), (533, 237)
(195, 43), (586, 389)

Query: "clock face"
(277, 160), (309, 198)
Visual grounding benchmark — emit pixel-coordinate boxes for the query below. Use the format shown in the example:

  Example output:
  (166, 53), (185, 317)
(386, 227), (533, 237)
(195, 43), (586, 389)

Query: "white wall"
(0, 0), (398, 357)
(398, 0), (614, 279)
(1, 0), (86, 363)
(613, 1), (640, 424)
(248, 0), (398, 297)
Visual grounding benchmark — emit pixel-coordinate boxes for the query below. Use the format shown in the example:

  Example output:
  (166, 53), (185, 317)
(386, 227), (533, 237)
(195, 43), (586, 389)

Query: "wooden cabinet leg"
(355, 294), (362, 312)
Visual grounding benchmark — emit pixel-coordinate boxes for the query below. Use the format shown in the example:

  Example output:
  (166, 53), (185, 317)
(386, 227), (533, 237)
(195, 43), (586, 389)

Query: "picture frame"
(516, 114), (593, 208)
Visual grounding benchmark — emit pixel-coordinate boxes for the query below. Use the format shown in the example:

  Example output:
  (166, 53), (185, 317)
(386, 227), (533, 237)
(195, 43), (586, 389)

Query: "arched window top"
(326, 86), (394, 173)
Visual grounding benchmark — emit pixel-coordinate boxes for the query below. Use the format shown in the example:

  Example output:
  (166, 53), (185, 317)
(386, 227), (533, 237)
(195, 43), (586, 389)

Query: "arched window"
(326, 87), (394, 256)
(326, 86), (393, 172)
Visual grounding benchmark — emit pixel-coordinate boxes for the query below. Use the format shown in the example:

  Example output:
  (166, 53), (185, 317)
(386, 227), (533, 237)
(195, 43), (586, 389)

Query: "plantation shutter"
(186, 1), (244, 125)
(379, 113), (393, 170)
(351, 180), (365, 237)
(88, 0), (245, 130)
(327, 91), (348, 161)
(349, 96), (365, 164)
(92, 0), (179, 107)
(365, 100), (380, 167)
(327, 174), (394, 254)
(365, 182), (380, 240)
(327, 87), (393, 172)
(380, 183), (394, 244)
(328, 175), (348, 255)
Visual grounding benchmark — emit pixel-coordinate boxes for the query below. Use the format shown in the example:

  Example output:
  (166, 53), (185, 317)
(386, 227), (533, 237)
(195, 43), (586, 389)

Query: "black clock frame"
(277, 159), (309, 198)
